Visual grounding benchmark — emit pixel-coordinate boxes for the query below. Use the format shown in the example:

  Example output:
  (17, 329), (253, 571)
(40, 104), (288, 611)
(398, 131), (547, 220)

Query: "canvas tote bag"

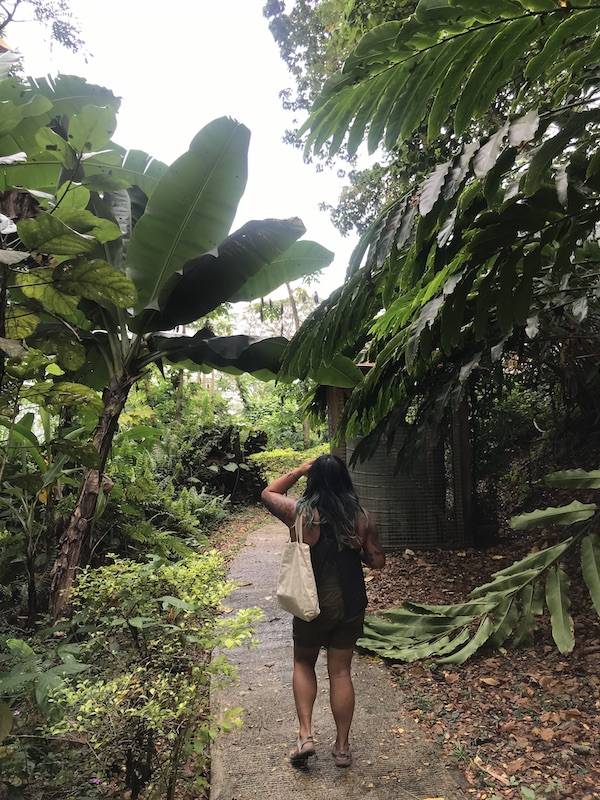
(276, 514), (320, 622)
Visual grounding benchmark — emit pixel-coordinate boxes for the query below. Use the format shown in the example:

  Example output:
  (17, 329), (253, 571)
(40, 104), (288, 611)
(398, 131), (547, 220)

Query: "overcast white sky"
(8, 0), (355, 297)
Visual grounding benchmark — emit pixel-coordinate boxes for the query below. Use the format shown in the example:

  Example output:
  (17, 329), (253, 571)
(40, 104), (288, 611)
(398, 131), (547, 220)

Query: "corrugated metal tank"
(347, 433), (448, 550)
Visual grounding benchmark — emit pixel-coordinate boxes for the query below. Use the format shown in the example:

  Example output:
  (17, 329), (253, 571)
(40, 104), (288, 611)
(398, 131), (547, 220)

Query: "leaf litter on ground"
(364, 526), (600, 800)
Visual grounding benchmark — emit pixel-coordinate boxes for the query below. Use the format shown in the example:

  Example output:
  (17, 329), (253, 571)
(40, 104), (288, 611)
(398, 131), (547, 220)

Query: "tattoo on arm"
(261, 490), (296, 528)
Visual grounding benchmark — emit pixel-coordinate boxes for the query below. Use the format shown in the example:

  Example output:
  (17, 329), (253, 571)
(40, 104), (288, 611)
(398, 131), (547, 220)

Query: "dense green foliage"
(0, 71), (347, 618)
(0, 56), (339, 796)
(235, 374), (325, 450)
(265, 0), (420, 234)
(249, 443), (328, 482)
(282, 0), (600, 661)
(1, 550), (259, 799)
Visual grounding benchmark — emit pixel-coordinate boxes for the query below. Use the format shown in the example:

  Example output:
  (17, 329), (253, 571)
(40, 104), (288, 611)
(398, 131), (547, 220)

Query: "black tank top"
(309, 520), (367, 619)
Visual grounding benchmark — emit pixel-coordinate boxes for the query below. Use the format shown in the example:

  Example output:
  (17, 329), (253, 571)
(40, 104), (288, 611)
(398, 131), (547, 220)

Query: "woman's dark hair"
(296, 454), (363, 548)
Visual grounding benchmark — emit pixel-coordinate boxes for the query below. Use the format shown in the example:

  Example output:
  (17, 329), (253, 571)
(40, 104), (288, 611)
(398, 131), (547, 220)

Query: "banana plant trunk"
(49, 372), (133, 619)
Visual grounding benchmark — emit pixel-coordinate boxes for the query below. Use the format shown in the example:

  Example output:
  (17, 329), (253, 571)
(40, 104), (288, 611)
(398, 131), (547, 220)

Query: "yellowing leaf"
(17, 211), (96, 255)
(16, 268), (81, 320)
(5, 306), (39, 338)
(55, 259), (136, 308)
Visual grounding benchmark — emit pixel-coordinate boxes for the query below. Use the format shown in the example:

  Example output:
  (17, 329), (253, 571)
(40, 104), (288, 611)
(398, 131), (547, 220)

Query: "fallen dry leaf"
(443, 672), (460, 684)
(473, 754), (511, 786)
(533, 726), (554, 742)
(480, 677), (499, 686)
(505, 757), (525, 774)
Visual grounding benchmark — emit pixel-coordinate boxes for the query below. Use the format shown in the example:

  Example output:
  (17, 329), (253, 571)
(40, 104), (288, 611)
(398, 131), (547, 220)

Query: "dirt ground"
(212, 504), (271, 561)
(365, 527), (600, 800)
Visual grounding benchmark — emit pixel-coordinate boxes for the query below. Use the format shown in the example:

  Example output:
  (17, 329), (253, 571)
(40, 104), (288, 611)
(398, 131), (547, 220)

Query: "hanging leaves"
(300, 4), (600, 156)
(581, 533), (600, 616)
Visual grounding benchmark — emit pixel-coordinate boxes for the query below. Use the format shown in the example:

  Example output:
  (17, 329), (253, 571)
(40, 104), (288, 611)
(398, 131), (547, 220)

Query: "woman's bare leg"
(292, 643), (321, 739)
(327, 647), (355, 751)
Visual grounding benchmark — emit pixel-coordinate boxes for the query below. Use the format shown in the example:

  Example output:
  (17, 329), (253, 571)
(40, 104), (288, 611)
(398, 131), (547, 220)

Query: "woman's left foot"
(289, 735), (316, 766)
(332, 743), (352, 768)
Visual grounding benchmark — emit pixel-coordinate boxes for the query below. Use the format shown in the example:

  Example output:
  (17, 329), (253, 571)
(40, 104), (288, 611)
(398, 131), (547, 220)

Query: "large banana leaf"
(151, 332), (363, 387)
(154, 332), (286, 380)
(142, 218), (308, 331)
(230, 240), (334, 302)
(126, 117), (250, 313)
(27, 74), (121, 117)
(83, 147), (167, 197)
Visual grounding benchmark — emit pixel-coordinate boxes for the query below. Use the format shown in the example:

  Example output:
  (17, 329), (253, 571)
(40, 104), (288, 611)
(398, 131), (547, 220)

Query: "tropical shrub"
(0, 550), (260, 799)
(157, 424), (268, 504)
(235, 374), (326, 449)
(249, 443), (329, 483)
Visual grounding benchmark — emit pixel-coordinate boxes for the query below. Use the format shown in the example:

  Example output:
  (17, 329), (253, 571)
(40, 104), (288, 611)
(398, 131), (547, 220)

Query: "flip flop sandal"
(331, 744), (352, 768)
(289, 735), (316, 766)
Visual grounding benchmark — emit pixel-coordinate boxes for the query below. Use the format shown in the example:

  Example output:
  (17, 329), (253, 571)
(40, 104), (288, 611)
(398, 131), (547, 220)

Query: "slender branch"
(7, 279), (55, 288)
(542, 91), (600, 118)
(50, 149), (85, 215)
(43, 309), (82, 341)
(0, 0), (21, 34)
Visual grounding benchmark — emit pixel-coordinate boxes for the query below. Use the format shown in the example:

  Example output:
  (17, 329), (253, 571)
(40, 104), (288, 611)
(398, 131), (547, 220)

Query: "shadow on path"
(210, 522), (468, 800)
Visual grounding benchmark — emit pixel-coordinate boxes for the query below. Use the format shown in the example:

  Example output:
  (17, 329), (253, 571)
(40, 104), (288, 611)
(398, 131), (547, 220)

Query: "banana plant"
(358, 468), (600, 664)
(0, 75), (348, 617)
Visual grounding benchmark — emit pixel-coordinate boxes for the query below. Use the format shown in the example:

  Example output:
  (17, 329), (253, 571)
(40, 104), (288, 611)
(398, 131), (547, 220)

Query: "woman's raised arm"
(260, 460), (314, 528)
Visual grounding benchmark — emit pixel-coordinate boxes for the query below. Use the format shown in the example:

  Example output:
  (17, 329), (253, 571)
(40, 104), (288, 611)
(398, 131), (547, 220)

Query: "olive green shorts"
(292, 610), (365, 650)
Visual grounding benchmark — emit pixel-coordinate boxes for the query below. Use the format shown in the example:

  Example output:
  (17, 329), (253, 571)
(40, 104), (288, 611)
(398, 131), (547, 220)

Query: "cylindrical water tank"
(347, 433), (447, 550)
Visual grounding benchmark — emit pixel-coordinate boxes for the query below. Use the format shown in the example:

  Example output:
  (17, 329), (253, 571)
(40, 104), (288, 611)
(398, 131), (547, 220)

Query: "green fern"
(125, 521), (199, 559)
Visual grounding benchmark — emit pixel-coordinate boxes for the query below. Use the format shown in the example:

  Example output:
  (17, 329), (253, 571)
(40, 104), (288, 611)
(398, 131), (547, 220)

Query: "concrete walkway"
(210, 523), (467, 800)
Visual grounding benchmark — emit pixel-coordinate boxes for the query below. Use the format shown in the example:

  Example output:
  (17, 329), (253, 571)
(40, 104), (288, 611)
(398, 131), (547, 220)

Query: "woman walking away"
(261, 454), (385, 768)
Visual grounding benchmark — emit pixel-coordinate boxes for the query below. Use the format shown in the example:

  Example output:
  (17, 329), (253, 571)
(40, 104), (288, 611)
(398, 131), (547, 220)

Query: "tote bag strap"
(294, 514), (304, 544)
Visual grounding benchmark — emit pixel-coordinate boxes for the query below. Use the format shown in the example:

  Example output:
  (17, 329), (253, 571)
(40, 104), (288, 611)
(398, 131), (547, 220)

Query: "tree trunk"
(49, 373), (133, 618)
(302, 417), (310, 449)
(286, 281), (300, 331)
(175, 369), (184, 422)
(286, 282), (311, 449)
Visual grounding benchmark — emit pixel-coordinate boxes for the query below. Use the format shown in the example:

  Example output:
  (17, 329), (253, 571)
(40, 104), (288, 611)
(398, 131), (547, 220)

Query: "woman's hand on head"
(298, 458), (315, 476)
